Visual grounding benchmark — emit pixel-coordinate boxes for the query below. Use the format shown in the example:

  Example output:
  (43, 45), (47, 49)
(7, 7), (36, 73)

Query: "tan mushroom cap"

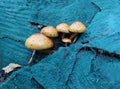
(69, 21), (86, 33)
(62, 38), (72, 43)
(41, 26), (58, 37)
(25, 33), (54, 50)
(56, 23), (70, 33)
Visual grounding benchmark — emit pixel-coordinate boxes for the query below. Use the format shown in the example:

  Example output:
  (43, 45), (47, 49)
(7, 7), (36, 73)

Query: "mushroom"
(56, 23), (70, 39)
(62, 38), (72, 47)
(40, 26), (58, 38)
(25, 33), (54, 64)
(40, 26), (58, 50)
(69, 21), (86, 43)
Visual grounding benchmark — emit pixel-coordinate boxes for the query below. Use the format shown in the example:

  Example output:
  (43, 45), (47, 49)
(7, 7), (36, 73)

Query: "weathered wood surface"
(0, 0), (99, 68)
(0, 0), (120, 89)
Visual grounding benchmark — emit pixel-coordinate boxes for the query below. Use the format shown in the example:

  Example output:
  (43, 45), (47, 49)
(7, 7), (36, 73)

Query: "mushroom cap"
(41, 26), (58, 37)
(2, 63), (22, 73)
(69, 21), (86, 33)
(25, 33), (54, 50)
(62, 38), (72, 43)
(56, 23), (70, 33)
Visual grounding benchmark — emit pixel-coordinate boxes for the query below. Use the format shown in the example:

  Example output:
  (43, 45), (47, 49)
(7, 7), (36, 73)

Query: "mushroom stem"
(72, 36), (78, 43)
(28, 50), (36, 65)
(69, 33), (78, 40)
(65, 43), (68, 47)
(62, 33), (65, 39)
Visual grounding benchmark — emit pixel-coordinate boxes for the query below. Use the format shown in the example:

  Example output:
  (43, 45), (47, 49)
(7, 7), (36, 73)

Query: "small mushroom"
(40, 26), (58, 50)
(69, 21), (86, 43)
(56, 23), (70, 39)
(25, 33), (54, 64)
(41, 26), (58, 38)
(62, 38), (72, 47)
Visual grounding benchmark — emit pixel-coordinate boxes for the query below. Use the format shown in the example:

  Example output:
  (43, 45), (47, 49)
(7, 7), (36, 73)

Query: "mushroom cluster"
(25, 21), (86, 64)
